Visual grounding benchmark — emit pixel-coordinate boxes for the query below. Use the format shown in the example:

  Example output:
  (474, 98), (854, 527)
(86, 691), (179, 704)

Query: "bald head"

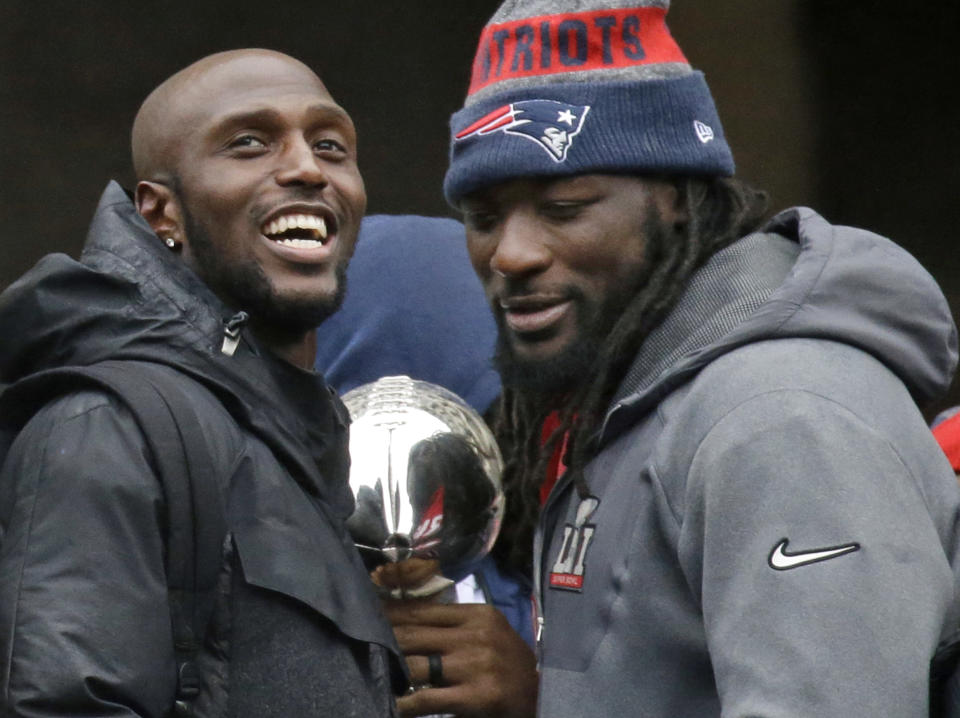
(130, 47), (365, 366)
(131, 49), (329, 181)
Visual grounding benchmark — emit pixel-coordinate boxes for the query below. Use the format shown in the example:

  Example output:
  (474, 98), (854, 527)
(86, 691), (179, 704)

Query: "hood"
(0, 181), (352, 513)
(0, 182), (229, 378)
(602, 206), (958, 442)
(314, 214), (501, 414)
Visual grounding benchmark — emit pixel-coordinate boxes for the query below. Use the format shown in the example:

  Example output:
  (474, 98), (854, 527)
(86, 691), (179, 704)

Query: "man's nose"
(489, 211), (551, 279)
(275, 138), (327, 187)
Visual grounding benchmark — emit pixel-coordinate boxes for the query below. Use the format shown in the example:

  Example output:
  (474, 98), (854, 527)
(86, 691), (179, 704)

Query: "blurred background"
(1, 1), (958, 408)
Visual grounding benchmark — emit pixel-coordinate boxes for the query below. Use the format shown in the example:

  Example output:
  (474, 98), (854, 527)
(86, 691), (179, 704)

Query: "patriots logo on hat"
(455, 99), (591, 163)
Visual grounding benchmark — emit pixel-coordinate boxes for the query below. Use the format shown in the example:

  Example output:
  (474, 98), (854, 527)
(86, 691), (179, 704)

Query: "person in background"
(315, 214), (501, 412)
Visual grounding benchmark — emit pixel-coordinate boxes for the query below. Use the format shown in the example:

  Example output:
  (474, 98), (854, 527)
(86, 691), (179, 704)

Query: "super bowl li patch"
(549, 495), (599, 591)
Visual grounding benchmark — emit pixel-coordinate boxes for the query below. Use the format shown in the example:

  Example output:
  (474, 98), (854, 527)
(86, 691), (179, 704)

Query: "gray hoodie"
(535, 208), (960, 717)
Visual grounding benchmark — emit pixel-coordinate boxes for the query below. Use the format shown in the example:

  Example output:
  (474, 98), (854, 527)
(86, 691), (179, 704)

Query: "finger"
(384, 599), (446, 625)
(391, 623), (464, 655)
(373, 558), (440, 589)
(403, 653), (432, 687)
(385, 600), (496, 628)
(397, 685), (474, 718)
(403, 653), (457, 687)
(404, 653), (426, 687)
(403, 647), (488, 688)
(383, 598), (453, 629)
(401, 646), (539, 718)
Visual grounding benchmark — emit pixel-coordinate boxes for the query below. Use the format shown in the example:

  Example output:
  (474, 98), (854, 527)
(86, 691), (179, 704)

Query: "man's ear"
(657, 179), (689, 234)
(135, 180), (183, 242)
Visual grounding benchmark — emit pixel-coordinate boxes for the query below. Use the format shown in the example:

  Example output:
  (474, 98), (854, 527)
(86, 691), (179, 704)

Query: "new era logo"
(694, 120), (715, 144)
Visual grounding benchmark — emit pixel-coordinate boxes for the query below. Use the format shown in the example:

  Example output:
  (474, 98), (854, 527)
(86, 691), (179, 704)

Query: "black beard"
(492, 285), (610, 401)
(493, 284), (632, 408)
(493, 210), (669, 402)
(179, 200), (347, 335)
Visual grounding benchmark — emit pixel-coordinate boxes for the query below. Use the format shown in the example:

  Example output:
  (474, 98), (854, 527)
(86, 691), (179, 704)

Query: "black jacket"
(0, 182), (402, 716)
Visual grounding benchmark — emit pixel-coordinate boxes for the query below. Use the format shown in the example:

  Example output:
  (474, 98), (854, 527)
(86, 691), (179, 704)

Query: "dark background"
(2, 1), (958, 410)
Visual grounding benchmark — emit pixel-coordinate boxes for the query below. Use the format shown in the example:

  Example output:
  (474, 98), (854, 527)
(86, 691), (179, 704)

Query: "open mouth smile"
(260, 207), (337, 251)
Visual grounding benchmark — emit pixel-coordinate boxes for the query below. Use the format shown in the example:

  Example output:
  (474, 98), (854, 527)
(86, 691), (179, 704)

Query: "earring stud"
(164, 237), (178, 250)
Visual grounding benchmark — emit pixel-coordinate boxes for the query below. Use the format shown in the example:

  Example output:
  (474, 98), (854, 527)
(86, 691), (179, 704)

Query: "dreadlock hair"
(490, 175), (769, 576)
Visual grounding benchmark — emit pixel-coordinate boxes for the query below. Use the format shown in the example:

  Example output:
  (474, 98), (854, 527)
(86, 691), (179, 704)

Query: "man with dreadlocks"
(414, 0), (960, 716)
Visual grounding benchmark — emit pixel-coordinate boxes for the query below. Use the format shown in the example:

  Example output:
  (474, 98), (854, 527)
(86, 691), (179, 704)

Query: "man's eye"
(315, 138), (346, 153)
(541, 201), (586, 220)
(463, 210), (498, 232)
(229, 135), (266, 150)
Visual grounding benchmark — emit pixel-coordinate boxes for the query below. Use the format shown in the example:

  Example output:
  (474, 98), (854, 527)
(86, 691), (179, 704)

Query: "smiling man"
(131, 49), (367, 367)
(0, 50), (403, 716)
(423, 1), (960, 716)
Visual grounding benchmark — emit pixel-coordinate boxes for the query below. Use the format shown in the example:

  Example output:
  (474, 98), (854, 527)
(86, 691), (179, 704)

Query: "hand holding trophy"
(342, 375), (505, 600)
(343, 377), (536, 717)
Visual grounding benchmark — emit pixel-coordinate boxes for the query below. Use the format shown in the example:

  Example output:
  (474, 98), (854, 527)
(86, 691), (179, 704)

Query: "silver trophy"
(342, 375), (504, 597)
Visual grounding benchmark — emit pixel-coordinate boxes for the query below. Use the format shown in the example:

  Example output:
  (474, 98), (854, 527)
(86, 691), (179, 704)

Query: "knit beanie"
(443, 0), (734, 205)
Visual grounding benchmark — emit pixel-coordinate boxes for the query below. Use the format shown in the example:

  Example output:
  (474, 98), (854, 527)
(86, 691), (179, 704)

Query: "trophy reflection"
(342, 376), (504, 599)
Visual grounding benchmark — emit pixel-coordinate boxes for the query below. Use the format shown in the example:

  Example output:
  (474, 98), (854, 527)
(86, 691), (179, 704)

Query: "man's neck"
(251, 323), (317, 371)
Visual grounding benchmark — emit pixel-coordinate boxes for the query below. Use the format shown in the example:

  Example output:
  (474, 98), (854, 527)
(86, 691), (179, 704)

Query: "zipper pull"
(221, 311), (249, 356)
(535, 615), (545, 670)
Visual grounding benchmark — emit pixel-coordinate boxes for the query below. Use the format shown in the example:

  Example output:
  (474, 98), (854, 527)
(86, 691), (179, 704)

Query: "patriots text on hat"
(468, 6), (686, 97)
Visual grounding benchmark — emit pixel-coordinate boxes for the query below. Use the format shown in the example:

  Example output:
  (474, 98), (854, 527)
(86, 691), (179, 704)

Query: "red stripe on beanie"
(455, 105), (513, 139)
(468, 7), (687, 96)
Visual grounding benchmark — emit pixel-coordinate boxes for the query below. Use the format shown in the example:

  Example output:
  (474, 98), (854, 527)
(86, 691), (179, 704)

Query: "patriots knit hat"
(443, 0), (735, 204)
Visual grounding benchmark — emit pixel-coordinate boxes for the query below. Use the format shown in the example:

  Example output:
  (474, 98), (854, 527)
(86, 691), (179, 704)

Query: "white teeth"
(310, 217), (327, 239)
(277, 238), (324, 248)
(262, 213), (328, 240)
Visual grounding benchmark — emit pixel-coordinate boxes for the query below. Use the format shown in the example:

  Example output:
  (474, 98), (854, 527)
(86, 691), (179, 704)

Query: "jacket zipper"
(532, 410), (619, 665)
(221, 311), (249, 356)
(533, 468), (577, 666)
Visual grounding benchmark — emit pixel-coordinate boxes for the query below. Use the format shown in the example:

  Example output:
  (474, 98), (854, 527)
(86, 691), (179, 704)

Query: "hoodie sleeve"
(681, 387), (955, 718)
(0, 391), (177, 716)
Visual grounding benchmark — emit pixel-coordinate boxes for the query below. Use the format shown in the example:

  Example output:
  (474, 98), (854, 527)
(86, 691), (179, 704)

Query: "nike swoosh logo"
(768, 538), (860, 571)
